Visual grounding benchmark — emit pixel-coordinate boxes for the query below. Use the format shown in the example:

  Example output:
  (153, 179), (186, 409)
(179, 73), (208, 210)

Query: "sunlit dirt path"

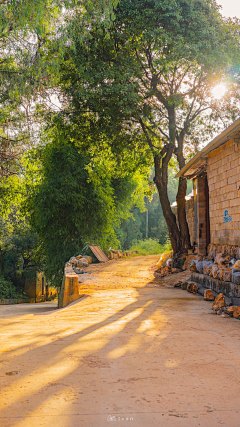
(1, 255), (240, 427)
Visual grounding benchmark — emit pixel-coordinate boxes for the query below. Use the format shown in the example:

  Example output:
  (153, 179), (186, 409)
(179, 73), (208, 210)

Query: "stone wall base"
(58, 271), (81, 309)
(208, 243), (240, 259)
(191, 272), (240, 298)
(0, 298), (35, 305)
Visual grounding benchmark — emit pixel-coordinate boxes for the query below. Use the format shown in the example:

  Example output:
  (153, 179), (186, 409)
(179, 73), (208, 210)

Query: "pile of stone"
(67, 254), (92, 269)
(177, 281), (240, 319)
(174, 278), (239, 318)
(157, 265), (180, 277)
(212, 293), (240, 319)
(105, 249), (139, 260)
(190, 254), (240, 284)
(156, 257), (179, 277)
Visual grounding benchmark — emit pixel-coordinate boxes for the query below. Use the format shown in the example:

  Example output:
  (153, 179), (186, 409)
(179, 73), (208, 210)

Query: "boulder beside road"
(212, 293), (226, 311)
(204, 289), (214, 301)
(227, 306), (240, 319)
(187, 282), (198, 293)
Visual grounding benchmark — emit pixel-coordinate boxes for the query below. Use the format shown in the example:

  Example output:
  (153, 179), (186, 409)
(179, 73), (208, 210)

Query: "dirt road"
(1, 255), (240, 427)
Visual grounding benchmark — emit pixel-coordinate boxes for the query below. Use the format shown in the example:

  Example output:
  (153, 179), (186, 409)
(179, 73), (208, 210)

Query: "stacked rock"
(190, 253), (240, 284)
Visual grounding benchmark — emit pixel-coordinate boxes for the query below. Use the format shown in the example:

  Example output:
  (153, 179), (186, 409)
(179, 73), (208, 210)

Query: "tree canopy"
(56, 0), (240, 255)
(0, 0), (120, 177)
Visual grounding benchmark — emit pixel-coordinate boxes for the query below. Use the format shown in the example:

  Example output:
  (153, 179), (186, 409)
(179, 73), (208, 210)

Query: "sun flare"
(212, 83), (227, 100)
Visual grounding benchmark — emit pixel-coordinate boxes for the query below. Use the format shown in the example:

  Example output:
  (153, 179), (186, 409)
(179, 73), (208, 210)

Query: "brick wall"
(207, 140), (240, 247)
(197, 176), (207, 256)
(186, 196), (196, 246)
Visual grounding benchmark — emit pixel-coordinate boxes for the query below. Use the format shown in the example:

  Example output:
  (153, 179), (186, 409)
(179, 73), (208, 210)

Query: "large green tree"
(56, 0), (240, 256)
(25, 118), (150, 286)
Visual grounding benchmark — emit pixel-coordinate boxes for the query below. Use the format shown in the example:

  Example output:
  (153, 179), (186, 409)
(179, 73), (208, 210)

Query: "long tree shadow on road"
(0, 261), (200, 427)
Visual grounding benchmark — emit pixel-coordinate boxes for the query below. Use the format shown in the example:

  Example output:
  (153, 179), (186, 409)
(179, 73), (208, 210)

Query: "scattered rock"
(82, 256), (92, 264)
(212, 293), (226, 311)
(233, 260), (240, 269)
(187, 282), (198, 293)
(190, 262), (197, 273)
(70, 257), (89, 267)
(213, 268), (219, 280)
(218, 256), (231, 267)
(105, 251), (113, 260)
(159, 267), (168, 277)
(190, 260), (203, 274)
(203, 261), (214, 272)
(204, 289), (214, 301)
(182, 255), (198, 271)
(226, 306), (235, 316)
(65, 262), (72, 268)
(214, 253), (223, 264)
(226, 306), (240, 319)
(203, 266), (210, 275)
(171, 268), (180, 274)
(173, 281), (182, 288)
(110, 248), (120, 254)
(203, 262), (214, 275)
(223, 269), (232, 282)
(166, 258), (173, 268)
(209, 265), (218, 277)
(221, 313), (230, 318)
(218, 268), (226, 281)
(232, 272), (240, 285)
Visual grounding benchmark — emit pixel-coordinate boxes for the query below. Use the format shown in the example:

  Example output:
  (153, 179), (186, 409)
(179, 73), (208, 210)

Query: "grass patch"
(129, 238), (172, 256)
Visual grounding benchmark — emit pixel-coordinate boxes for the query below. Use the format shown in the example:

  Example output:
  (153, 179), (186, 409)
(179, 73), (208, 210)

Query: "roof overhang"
(176, 117), (240, 179)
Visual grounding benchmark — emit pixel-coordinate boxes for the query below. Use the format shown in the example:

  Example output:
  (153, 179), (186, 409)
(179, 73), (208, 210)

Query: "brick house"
(176, 117), (240, 259)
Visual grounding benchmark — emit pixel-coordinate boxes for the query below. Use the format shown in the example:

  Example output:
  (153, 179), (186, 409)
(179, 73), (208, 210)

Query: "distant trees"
(118, 168), (180, 249)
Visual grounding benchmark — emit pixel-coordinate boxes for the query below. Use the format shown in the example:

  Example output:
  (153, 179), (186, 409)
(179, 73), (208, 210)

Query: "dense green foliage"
(0, 0), (120, 177)
(24, 120), (150, 286)
(129, 238), (172, 256)
(0, 202), (41, 298)
(0, 275), (25, 299)
(117, 168), (179, 248)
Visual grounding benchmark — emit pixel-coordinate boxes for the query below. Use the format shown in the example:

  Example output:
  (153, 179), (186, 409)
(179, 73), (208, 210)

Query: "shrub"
(0, 276), (26, 299)
(129, 238), (172, 256)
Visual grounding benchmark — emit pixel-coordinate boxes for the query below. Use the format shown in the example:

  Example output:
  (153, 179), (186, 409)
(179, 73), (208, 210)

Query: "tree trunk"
(0, 246), (4, 273)
(176, 133), (191, 254)
(154, 155), (181, 255)
(176, 177), (191, 254)
(145, 197), (148, 239)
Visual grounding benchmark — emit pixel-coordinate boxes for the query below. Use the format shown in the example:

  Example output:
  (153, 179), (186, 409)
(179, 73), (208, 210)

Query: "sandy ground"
(1, 255), (240, 427)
